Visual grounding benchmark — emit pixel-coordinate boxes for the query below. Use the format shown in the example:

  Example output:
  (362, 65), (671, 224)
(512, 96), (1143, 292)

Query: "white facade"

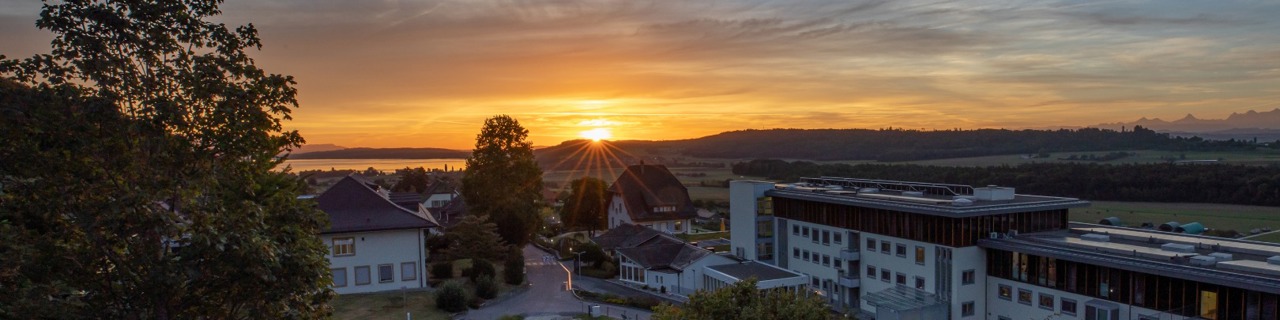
(608, 194), (691, 234)
(729, 180), (775, 260)
(424, 193), (454, 209)
(323, 228), (428, 294)
(617, 252), (736, 295)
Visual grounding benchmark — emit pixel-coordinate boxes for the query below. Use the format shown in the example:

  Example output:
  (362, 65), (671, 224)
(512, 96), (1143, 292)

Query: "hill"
(1092, 108), (1280, 132)
(290, 147), (470, 159)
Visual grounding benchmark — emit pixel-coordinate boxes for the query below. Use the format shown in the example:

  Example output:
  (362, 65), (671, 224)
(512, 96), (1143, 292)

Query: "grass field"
(331, 290), (450, 320)
(1246, 231), (1280, 243)
(1069, 201), (1280, 235)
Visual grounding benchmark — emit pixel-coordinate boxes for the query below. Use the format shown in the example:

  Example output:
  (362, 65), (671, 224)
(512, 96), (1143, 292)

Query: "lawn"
(331, 290), (450, 320)
(1246, 231), (1280, 244)
(1069, 201), (1280, 235)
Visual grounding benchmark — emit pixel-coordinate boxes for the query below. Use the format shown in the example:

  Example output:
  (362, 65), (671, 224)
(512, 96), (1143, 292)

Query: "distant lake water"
(282, 158), (468, 172)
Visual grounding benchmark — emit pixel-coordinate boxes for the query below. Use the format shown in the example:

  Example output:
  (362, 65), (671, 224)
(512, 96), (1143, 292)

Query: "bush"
(435, 281), (469, 313)
(431, 261), (454, 279)
(577, 242), (606, 267)
(475, 275), (499, 299)
(466, 259), (497, 283)
(468, 296), (484, 309)
(503, 248), (525, 285)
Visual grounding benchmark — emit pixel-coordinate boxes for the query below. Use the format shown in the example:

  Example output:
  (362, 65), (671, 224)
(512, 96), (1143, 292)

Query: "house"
(606, 164), (697, 234)
(594, 223), (807, 296)
(316, 174), (439, 294)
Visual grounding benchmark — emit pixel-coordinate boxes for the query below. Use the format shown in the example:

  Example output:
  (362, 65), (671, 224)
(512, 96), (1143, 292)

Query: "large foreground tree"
(652, 278), (831, 320)
(461, 115), (544, 246)
(0, 1), (332, 318)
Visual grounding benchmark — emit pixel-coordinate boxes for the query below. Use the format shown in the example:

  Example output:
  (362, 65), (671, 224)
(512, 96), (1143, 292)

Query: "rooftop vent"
(1158, 222), (1181, 232)
(1161, 243), (1196, 253)
(1189, 255), (1217, 267)
(1081, 234), (1111, 242)
(1098, 217), (1121, 226)
(974, 185), (1015, 201)
(1269, 256), (1280, 266)
(952, 198), (974, 207)
(1207, 252), (1233, 262)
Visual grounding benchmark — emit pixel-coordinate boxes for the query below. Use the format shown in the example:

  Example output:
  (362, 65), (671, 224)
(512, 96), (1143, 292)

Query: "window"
(803, 227), (809, 237)
(812, 230), (819, 243)
(378, 264), (394, 283)
(961, 301), (975, 317)
(811, 276), (819, 287)
(822, 231), (830, 245)
(793, 225), (800, 235)
(355, 266), (371, 285)
(401, 262), (416, 281)
(998, 284), (1012, 300)
(674, 221), (683, 232)
(895, 273), (906, 286)
(834, 233), (842, 244)
(793, 248), (800, 258)
(1061, 298), (1077, 316)
(1017, 288), (1032, 305)
(896, 244), (906, 257)
(822, 255), (830, 267)
(961, 269), (975, 285)
(881, 241), (891, 253)
(1038, 293), (1054, 310)
(332, 237), (355, 256)
(915, 276), (925, 289)
(834, 258), (842, 269)
(867, 238), (876, 251)
(803, 250), (810, 261)
(915, 246), (925, 265)
(867, 265), (876, 278)
(332, 268), (347, 287)
(999, 317), (1011, 320)
(881, 270), (890, 282)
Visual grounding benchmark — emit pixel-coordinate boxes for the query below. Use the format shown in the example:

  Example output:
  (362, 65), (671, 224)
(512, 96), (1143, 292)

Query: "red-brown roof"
(606, 164), (697, 222)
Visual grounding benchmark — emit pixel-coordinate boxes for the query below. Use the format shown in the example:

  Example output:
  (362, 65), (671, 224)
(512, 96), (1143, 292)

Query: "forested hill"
(533, 127), (1260, 169)
(289, 147), (470, 159)
(667, 127), (1254, 161)
(732, 159), (1280, 206)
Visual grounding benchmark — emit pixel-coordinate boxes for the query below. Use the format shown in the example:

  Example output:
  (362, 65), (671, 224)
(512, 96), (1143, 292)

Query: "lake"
(282, 158), (468, 172)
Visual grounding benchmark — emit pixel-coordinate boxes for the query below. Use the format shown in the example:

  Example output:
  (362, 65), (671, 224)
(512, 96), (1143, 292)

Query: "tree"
(461, 115), (544, 246)
(652, 278), (830, 320)
(445, 215), (508, 261)
(560, 177), (609, 236)
(392, 167), (430, 193)
(0, 1), (331, 318)
(502, 247), (526, 285)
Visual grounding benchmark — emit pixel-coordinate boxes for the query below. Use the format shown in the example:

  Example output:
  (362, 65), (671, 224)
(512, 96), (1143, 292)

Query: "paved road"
(458, 245), (654, 320)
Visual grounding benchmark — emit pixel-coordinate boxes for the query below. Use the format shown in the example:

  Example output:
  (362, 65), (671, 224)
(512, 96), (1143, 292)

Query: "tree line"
(733, 159), (1280, 206)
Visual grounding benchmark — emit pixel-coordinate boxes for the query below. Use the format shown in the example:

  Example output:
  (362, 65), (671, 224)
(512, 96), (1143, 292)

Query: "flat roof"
(765, 187), (1088, 218)
(706, 261), (805, 282)
(979, 223), (1280, 294)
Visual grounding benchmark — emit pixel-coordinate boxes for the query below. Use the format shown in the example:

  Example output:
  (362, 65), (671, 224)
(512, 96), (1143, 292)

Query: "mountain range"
(1091, 108), (1280, 132)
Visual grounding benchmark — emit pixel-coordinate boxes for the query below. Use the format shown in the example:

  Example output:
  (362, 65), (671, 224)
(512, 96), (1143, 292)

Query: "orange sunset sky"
(3, 0), (1279, 149)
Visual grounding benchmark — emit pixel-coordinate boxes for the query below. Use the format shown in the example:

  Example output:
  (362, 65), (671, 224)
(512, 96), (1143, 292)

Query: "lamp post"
(573, 251), (585, 274)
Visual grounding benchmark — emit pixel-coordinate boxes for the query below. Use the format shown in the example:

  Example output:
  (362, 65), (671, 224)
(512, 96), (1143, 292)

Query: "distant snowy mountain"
(1092, 108), (1280, 132)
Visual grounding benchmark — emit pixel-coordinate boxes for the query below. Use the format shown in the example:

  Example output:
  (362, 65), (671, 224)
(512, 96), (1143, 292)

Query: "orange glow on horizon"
(579, 127), (613, 142)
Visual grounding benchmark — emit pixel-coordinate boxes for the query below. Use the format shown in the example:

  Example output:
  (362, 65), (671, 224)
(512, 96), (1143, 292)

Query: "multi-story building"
(731, 177), (1280, 319)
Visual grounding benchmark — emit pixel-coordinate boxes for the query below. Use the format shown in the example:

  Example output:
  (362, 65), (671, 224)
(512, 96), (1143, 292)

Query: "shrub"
(468, 296), (484, 309)
(475, 275), (499, 299)
(503, 248), (526, 285)
(431, 261), (454, 279)
(466, 259), (497, 283)
(435, 281), (469, 313)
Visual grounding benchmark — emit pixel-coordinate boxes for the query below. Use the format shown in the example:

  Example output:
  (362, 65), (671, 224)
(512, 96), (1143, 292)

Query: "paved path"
(457, 245), (655, 320)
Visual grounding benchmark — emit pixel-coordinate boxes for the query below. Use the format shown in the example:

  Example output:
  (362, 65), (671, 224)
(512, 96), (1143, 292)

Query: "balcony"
(840, 249), (860, 261)
(838, 271), (860, 288)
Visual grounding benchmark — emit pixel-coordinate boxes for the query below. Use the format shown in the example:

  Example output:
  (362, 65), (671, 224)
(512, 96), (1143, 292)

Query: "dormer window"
(653, 206), (676, 213)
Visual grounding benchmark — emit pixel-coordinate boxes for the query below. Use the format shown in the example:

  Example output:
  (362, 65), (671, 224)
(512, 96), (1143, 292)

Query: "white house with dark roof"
(606, 164), (697, 234)
(316, 174), (439, 294)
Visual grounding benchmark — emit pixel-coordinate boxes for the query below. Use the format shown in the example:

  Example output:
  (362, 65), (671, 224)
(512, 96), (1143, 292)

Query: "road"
(458, 245), (654, 320)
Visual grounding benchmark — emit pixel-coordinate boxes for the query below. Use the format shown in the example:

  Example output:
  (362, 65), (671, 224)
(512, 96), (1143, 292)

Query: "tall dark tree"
(461, 115), (544, 246)
(0, 1), (331, 318)
(443, 215), (508, 261)
(392, 166), (430, 193)
(560, 177), (609, 236)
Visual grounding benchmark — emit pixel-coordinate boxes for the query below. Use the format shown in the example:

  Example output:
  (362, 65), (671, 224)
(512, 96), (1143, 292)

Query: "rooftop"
(979, 222), (1280, 294)
(608, 164), (697, 222)
(764, 176), (1089, 217)
(315, 175), (439, 234)
(705, 261), (805, 282)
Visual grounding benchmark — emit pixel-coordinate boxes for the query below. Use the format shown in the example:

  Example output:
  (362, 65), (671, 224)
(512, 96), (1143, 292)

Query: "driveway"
(458, 245), (655, 320)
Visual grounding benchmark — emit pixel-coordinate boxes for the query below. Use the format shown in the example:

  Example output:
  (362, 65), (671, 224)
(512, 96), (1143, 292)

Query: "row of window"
(997, 284), (1078, 315)
(791, 224), (843, 246)
(792, 248), (843, 269)
(863, 265), (977, 289)
(865, 237), (926, 265)
(332, 262), (417, 287)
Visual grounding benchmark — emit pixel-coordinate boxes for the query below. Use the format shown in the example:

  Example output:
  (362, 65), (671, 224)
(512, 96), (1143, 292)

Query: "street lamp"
(573, 251), (585, 274)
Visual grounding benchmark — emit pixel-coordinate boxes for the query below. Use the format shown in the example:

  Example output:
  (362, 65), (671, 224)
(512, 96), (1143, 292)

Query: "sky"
(3, 0), (1279, 149)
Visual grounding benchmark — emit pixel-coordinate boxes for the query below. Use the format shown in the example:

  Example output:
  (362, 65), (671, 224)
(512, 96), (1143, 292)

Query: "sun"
(579, 128), (613, 142)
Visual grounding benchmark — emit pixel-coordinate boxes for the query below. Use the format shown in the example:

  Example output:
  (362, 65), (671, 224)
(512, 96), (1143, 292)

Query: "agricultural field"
(900, 149), (1280, 167)
(1069, 201), (1280, 237)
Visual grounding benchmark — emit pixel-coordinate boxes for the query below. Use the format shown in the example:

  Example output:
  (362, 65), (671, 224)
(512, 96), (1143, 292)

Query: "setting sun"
(579, 128), (613, 142)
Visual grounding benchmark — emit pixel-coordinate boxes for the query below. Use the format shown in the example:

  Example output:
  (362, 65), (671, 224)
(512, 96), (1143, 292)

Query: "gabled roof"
(615, 240), (715, 272)
(389, 191), (424, 211)
(592, 223), (683, 251)
(316, 174), (439, 234)
(607, 164), (696, 222)
(436, 193), (468, 228)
